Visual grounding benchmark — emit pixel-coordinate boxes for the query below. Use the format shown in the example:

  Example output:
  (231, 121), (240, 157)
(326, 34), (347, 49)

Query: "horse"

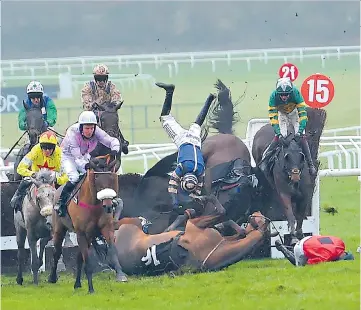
(48, 155), (127, 294)
(117, 79), (259, 234)
(103, 194), (269, 276)
(14, 168), (56, 285)
(90, 102), (125, 163)
(13, 102), (48, 181)
(251, 107), (327, 244)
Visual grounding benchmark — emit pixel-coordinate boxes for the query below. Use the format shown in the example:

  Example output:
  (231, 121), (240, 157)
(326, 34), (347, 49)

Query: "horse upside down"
(110, 195), (269, 276)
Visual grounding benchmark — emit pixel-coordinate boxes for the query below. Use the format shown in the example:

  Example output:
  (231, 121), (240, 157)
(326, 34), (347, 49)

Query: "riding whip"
(3, 130), (28, 160)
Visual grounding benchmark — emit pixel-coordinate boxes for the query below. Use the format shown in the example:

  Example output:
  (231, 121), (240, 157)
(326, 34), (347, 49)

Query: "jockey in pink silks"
(54, 111), (121, 217)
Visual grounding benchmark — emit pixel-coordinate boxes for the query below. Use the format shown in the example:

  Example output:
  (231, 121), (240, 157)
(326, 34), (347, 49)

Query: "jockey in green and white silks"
(264, 77), (316, 176)
(156, 82), (215, 212)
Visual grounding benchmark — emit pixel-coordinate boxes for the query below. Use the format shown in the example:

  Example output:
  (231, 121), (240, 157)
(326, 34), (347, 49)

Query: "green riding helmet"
(275, 77), (293, 96)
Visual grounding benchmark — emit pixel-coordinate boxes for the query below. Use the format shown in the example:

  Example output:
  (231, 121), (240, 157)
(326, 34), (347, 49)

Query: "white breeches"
(62, 157), (81, 184)
(160, 114), (187, 148)
(278, 109), (301, 137)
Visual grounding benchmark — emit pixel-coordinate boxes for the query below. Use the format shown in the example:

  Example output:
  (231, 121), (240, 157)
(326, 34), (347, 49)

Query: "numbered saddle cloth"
(138, 232), (188, 276)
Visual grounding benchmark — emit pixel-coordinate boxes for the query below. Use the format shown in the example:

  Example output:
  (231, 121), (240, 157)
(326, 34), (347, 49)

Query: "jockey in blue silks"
(156, 82), (215, 213)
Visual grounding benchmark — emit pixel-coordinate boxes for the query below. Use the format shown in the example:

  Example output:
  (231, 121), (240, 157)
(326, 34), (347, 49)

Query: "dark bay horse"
(13, 102), (48, 181)
(251, 108), (327, 244)
(90, 102), (126, 164)
(110, 195), (269, 276)
(117, 79), (259, 234)
(48, 155), (127, 294)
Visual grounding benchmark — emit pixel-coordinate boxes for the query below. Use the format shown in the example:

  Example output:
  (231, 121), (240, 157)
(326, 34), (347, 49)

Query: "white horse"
(14, 168), (56, 285)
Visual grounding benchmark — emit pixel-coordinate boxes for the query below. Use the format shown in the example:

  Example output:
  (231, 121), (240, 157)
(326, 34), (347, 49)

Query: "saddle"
(210, 158), (252, 191)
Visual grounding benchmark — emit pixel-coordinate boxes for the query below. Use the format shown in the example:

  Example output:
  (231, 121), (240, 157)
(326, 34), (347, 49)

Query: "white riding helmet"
(27, 81), (44, 94)
(78, 111), (98, 125)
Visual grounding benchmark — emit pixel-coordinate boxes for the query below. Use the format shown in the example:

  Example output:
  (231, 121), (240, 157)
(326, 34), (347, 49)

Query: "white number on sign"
(306, 79), (330, 103)
(282, 66), (296, 80)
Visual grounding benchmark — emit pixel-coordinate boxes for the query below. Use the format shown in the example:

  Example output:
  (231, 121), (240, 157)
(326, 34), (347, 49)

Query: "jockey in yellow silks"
(10, 131), (68, 211)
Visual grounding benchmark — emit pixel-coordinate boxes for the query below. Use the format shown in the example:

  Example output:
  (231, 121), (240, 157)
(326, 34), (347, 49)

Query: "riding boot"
(156, 82), (175, 116)
(194, 93), (216, 126)
(10, 179), (32, 212)
(299, 137), (317, 176)
(54, 181), (76, 217)
(258, 137), (279, 172)
(275, 240), (296, 266)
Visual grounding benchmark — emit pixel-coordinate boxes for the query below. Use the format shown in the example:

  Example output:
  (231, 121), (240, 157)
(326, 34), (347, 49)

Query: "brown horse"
(110, 195), (269, 276)
(251, 108), (327, 244)
(48, 155), (127, 294)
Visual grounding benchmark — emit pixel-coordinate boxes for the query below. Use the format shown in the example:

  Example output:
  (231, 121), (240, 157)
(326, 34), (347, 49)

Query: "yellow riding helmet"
(39, 131), (58, 145)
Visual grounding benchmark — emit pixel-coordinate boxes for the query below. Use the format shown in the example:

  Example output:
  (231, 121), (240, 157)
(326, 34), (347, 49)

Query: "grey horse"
(14, 168), (56, 285)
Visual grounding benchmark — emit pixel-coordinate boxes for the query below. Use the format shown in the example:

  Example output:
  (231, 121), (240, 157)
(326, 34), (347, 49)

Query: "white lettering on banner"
(0, 95), (20, 113)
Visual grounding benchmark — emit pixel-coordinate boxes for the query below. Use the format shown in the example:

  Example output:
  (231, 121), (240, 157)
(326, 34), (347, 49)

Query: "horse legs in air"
(15, 223), (27, 285)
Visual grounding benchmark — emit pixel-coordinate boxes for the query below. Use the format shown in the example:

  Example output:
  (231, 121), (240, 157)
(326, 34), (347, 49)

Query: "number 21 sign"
(301, 73), (335, 108)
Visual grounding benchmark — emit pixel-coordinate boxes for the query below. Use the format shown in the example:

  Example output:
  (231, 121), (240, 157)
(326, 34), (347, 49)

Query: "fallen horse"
(101, 195), (270, 276)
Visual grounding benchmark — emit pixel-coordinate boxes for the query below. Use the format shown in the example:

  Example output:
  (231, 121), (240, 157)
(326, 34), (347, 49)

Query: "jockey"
(265, 77), (316, 176)
(275, 235), (355, 266)
(10, 131), (68, 212)
(156, 82), (215, 212)
(54, 111), (121, 217)
(18, 81), (57, 131)
(81, 64), (129, 154)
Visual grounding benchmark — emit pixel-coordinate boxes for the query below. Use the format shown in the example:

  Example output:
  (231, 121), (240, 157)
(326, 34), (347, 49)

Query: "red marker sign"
(301, 73), (335, 108)
(278, 63), (299, 82)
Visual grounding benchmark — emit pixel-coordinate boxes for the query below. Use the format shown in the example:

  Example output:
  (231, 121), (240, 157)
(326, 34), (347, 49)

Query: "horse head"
(95, 102), (122, 138)
(282, 139), (306, 184)
(23, 101), (47, 145)
(88, 155), (119, 212)
(30, 168), (56, 218)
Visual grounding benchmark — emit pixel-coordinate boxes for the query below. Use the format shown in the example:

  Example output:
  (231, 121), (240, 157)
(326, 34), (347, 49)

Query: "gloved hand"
(31, 172), (37, 178)
(277, 134), (286, 145)
(294, 132), (304, 143)
(110, 150), (118, 158)
(122, 140), (129, 155)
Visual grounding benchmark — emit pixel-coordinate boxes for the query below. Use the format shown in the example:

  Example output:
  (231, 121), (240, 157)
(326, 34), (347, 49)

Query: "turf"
(1, 176), (360, 310)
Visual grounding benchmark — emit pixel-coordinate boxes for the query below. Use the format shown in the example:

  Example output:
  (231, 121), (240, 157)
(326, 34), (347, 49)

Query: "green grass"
(1, 55), (359, 149)
(1, 177), (360, 310)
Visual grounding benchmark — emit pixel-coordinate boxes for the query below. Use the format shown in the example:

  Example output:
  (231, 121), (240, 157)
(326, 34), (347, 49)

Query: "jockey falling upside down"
(156, 82), (215, 212)
(264, 77), (317, 176)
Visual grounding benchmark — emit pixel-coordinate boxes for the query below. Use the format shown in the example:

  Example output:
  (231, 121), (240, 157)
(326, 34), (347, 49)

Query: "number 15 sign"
(301, 73), (335, 108)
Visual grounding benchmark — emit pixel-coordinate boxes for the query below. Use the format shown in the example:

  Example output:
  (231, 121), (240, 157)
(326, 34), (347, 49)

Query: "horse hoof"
(16, 277), (23, 285)
(116, 274), (128, 282)
(48, 275), (58, 283)
(88, 289), (95, 294)
(74, 282), (81, 289)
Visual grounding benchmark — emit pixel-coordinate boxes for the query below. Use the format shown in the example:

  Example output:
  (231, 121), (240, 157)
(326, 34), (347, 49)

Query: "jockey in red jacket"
(276, 235), (354, 266)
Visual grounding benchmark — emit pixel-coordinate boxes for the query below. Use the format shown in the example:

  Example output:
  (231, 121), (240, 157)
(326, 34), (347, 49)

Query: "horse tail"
(201, 79), (245, 139)
(305, 107), (327, 170)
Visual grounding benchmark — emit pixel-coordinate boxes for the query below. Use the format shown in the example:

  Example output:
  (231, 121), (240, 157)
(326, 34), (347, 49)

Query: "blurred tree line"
(2, 1), (359, 59)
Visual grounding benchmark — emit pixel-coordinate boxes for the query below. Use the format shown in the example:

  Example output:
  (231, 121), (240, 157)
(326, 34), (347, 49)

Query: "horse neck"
(79, 173), (97, 205)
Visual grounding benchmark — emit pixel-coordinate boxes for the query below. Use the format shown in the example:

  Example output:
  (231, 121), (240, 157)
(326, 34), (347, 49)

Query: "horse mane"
(305, 107), (327, 170)
(35, 168), (55, 184)
(201, 79), (245, 140)
(118, 173), (143, 188)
